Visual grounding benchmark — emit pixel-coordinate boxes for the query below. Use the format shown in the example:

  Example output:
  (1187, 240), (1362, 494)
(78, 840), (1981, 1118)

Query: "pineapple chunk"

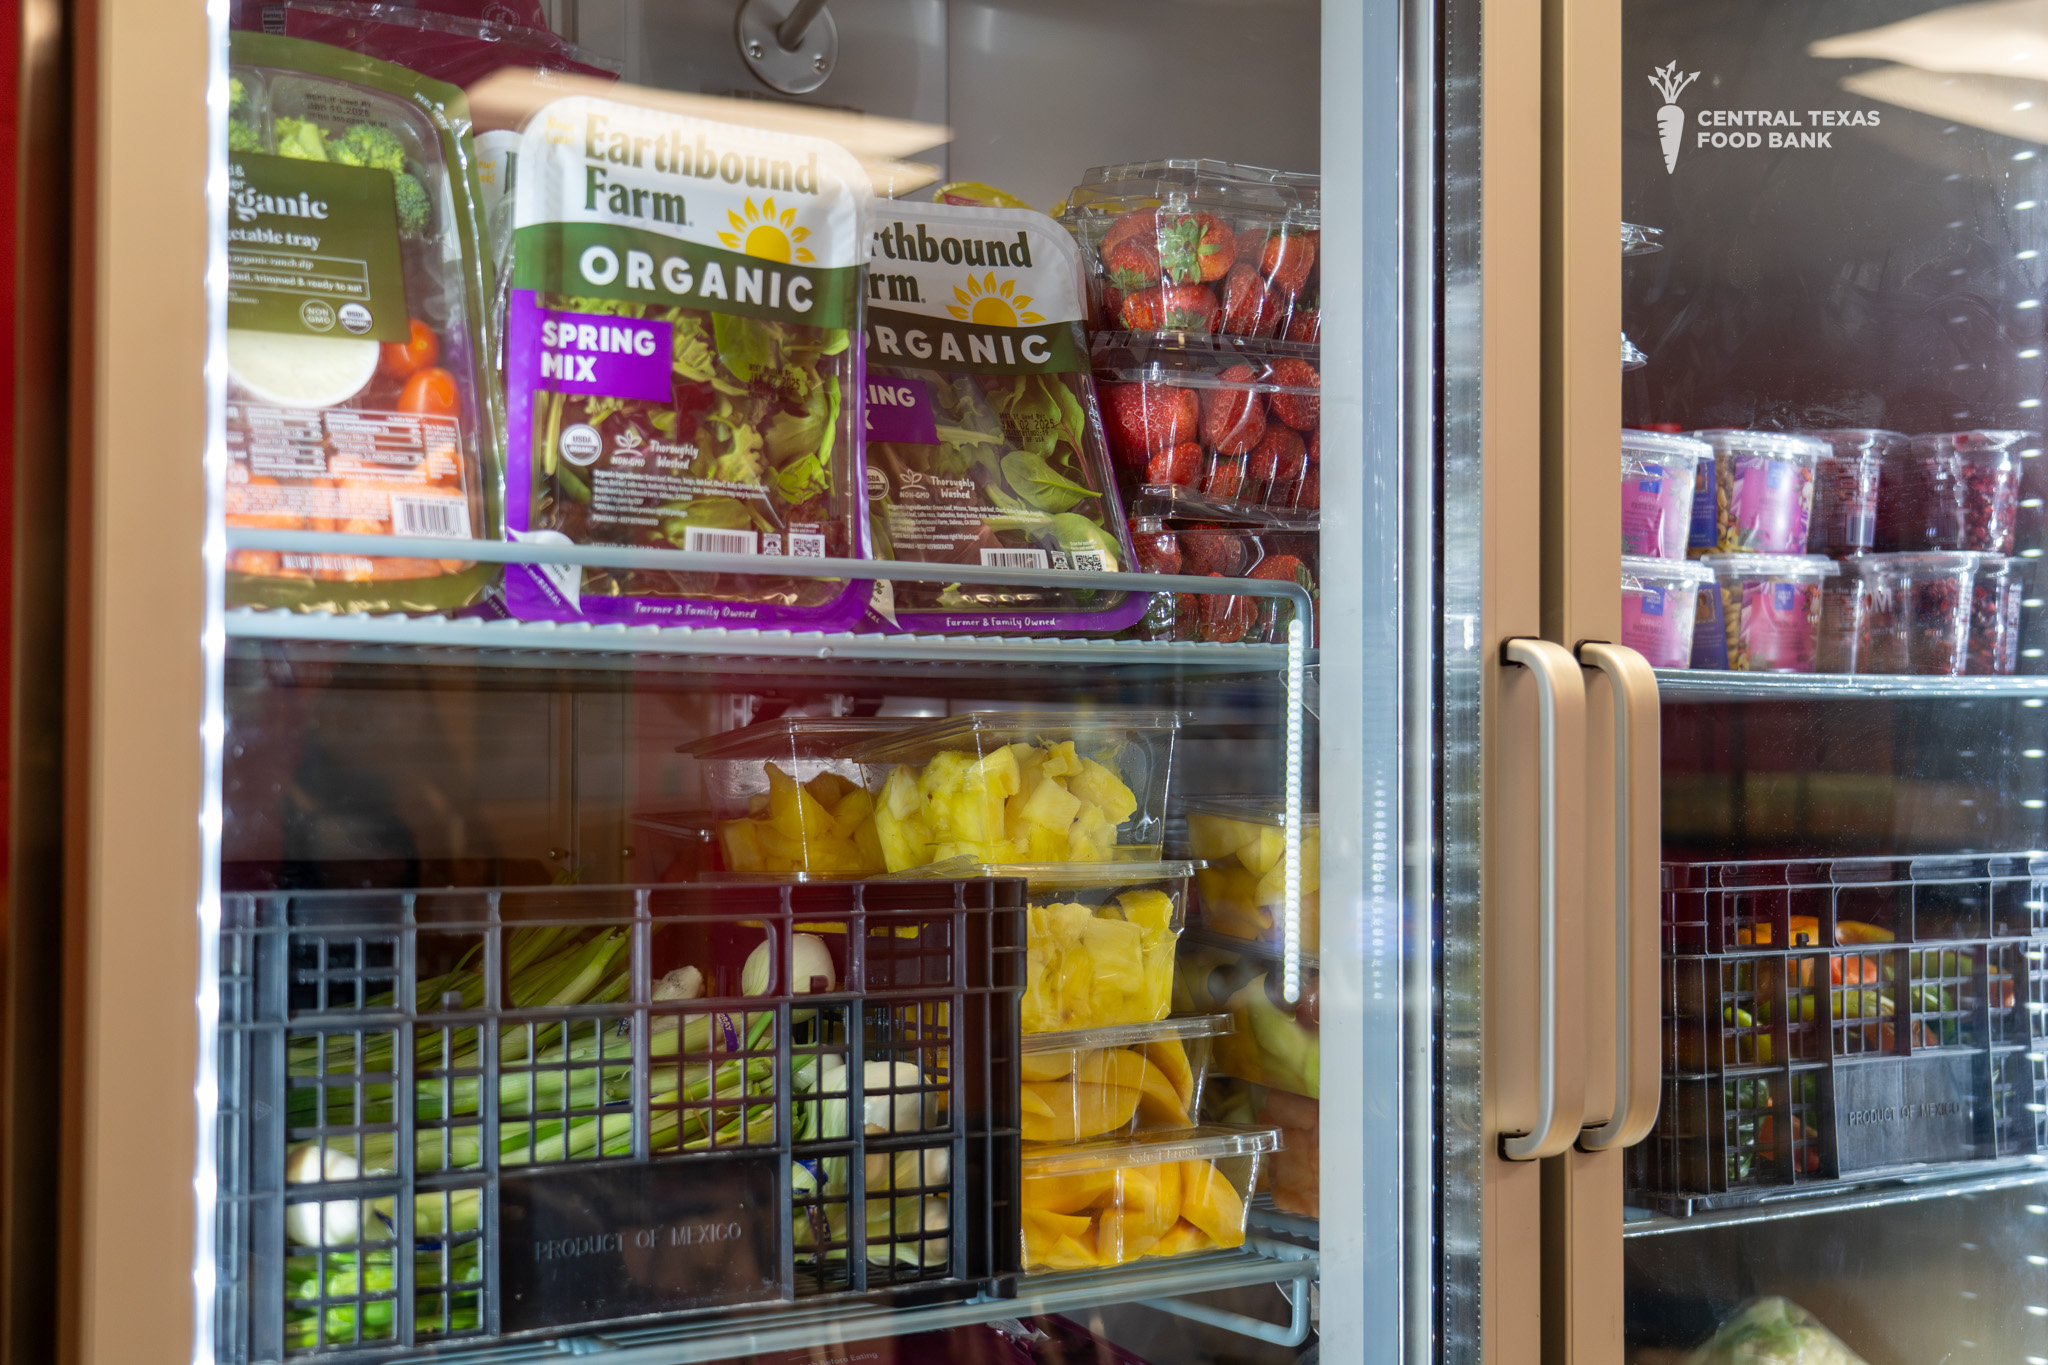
(1236, 825), (1286, 877)
(1185, 812), (1244, 859)
(1067, 805), (1116, 863)
(1069, 757), (1138, 826)
(1019, 776), (1083, 833)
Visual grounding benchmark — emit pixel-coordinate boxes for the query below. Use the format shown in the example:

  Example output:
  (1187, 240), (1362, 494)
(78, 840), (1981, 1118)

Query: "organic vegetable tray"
(214, 879), (1025, 1362)
(1629, 855), (2048, 1216)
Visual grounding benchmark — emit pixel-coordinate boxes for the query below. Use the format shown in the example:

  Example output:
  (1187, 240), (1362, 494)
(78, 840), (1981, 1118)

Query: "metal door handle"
(1501, 637), (1587, 1161)
(1575, 641), (1662, 1151)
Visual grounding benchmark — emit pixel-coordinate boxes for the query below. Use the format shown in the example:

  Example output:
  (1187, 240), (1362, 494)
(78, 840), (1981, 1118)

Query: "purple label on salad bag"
(864, 377), (939, 444)
(515, 293), (674, 403)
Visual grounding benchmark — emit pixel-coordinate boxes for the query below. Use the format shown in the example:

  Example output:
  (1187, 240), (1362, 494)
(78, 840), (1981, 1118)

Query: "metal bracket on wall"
(1139, 1237), (1318, 1348)
(735, 0), (837, 95)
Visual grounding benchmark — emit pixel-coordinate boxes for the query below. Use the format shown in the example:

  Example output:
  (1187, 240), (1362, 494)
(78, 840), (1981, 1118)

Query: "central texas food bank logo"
(1649, 61), (1700, 174)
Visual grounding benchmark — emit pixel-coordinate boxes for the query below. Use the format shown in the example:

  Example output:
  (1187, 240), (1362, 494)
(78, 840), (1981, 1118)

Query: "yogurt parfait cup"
(1815, 569), (1867, 675)
(1698, 553), (1830, 672)
(1879, 431), (2034, 555)
(1797, 429), (1897, 559)
(1621, 556), (1714, 667)
(1849, 551), (1979, 676)
(1692, 430), (1826, 556)
(1967, 553), (2019, 676)
(1620, 432), (1708, 560)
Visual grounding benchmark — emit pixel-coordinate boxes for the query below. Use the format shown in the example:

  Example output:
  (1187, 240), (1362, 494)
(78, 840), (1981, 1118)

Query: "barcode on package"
(389, 495), (473, 538)
(1069, 551), (1108, 572)
(788, 533), (827, 558)
(684, 527), (758, 556)
(980, 549), (1049, 570)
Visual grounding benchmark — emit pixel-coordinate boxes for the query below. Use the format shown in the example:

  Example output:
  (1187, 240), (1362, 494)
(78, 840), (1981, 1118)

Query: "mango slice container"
(1198, 1075), (1320, 1219)
(681, 717), (911, 878)
(1019, 1014), (1228, 1143)
(1019, 1124), (1281, 1271)
(1172, 929), (1320, 1099)
(842, 711), (1183, 872)
(1180, 795), (1321, 954)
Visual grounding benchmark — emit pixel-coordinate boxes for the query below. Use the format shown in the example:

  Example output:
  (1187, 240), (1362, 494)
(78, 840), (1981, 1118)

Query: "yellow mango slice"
(1134, 1055), (1192, 1127)
(853, 819), (886, 873)
(1093, 1210), (1162, 1266)
(1019, 1081), (1139, 1142)
(1143, 1038), (1195, 1109)
(767, 764), (834, 841)
(1070, 756), (1138, 825)
(1034, 1233), (1100, 1271)
(805, 770), (852, 806)
(1020, 1049), (1086, 1082)
(1019, 1084), (1058, 1120)
(830, 787), (873, 837)
(1179, 1160), (1247, 1248)
(1074, 1049), (1150, 1091)
(718, 819), (765, 872)
(1021, 1207), (1091, 1241)
(1022, 1169), (1117, 1215)
(1237, 825), (1286, 876)
(1185, 813), (1243, 859)
(1150, 1220), (1213, 1258)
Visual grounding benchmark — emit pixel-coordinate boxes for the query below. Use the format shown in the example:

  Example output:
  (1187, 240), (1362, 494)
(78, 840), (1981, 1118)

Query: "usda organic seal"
(560, 423), (604, 466)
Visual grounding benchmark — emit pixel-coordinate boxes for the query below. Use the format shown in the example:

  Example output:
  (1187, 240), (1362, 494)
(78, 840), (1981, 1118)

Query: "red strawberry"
(1099, 383), (1198, 465)
(1249, 553), (1310, 586)
(1267, 358), (1321, 431)
(1120, 283), (1219, 332)
(1132, 528), (1182, 575)
(1202, 453), (1248, 503)
(1101, 209), (1153, 256)
(1145, 441), (1206, 488)
(1219, 262), (1280, 337)
(1199, 575), (1255, 642)
(1100, 285), (1126, 330)
(1170, 594), (1202, 642)
(1155, 212), (1236, 283)
(1247, 425), (1307, 489)
(1307, 429), (1320, 463)
(1286, 309), (1321, 345)
(1260, 228), (1319, 294)
(1294, 464), (1321, 511)
(1200, 364), (1267, 455)
(1181, 529), (1251, 578)
(1101, 235), (1161, 290)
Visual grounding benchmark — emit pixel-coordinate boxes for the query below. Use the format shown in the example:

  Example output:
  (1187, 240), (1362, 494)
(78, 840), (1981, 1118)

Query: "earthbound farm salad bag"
(862, 198), (1142, 633)
(503, 95), (872, 627)
(224, 33), (504, 613)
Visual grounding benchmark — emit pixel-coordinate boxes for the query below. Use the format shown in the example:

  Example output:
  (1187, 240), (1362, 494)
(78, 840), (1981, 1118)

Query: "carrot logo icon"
(1650, 62), (1699, 173)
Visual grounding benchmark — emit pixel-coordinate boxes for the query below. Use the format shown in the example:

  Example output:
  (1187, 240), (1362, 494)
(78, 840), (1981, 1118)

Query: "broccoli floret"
(273, 117), (329, 161)
(330, 122), (407, 177)
(227, 121), (263, 153)
(392, 172), (430, 238)
(228, 76), (249, 118)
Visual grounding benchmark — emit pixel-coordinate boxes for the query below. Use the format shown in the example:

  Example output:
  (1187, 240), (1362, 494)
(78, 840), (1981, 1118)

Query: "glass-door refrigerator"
(8, 1), (1441, 1363)
(1589, 1), (2048, 1360)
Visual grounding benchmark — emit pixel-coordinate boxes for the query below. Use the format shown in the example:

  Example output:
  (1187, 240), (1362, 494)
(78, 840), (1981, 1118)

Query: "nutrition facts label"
(227, 401), (469, 534)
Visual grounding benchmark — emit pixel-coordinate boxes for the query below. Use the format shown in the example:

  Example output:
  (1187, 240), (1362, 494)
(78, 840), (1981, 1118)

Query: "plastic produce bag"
(224, 32), (504, 613)
(1684, 1298), (1869, 1365)
(501, 94), (873, 628)
(274, 2), (622, 90)
(861, 198), (1142, 633)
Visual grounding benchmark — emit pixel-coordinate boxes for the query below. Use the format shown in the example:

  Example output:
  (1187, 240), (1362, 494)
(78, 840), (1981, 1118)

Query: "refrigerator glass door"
(1618, 3), (2048, 1361)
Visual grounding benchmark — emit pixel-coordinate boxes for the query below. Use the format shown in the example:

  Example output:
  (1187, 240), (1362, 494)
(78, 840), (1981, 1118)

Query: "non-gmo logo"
(1650, 61), (1700, 175)
(299, 299), (337, 332)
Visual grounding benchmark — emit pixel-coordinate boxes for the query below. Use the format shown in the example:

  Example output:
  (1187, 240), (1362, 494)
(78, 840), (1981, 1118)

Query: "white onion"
(741, 932), (836, 998)
(652, 965), (705, 1001)
(283, 1142), (361, 1248)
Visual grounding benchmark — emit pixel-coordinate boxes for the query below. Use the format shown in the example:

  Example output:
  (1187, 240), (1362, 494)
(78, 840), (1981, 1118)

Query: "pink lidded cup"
(1796, 429), (1897, 559)
(1620, 432), (1708, 560)
(1699, 554), (1831, 672)
(1691, 430), (1826, 556)
(1621, 557), (1714, 667)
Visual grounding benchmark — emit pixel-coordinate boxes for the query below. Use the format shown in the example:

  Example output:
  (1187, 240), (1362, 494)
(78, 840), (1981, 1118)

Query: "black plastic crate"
(214, 880), (1025, 1362)
(1630, 855), (2048, 1215)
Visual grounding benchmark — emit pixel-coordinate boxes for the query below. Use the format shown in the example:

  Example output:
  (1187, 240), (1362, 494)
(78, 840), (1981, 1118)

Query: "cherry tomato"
(379, 319), (438, 380)
(398, 366), (460, 416)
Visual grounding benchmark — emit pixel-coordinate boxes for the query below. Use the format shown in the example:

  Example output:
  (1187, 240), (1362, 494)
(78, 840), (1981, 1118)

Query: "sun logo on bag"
(946, 273), (1043, 326)
(719, 196), (814, 264)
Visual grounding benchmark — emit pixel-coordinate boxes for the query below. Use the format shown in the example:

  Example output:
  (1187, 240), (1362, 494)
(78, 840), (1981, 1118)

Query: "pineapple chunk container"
(1015, 861), (1193, 1033)
(1183, 795), (1321, 954)
(682, 717), (908, 877)
(843, 711), (1181, 870)
(1020, 1125), (1281, 1270)
(1019, 1014), (1227, 1142)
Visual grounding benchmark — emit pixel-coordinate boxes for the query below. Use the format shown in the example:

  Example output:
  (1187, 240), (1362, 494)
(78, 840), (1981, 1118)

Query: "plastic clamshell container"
(1018, 1124), (1281, 1270)
(1018, 1014), (1228, 1142)
(1197, 1075), (1319, 1216)
(1816, 572), (1866, 675)
(1696, 554), (1830, 673)
(1172, 929), (1320, 1099)
(1968, 554), (2020, 676)
(1181, 795), (1321, 954)
(1850, 551), (1980, 676)
(1621, 221), (1665, 255)
(1127, 516), (1318, 645)
(1879, 430), (2036, 555)
(1690, 431), (1826, 556)
(1010, 860), (1193, 1034)
(1621, 432), (1708, 559)
(1622, 556), (1714, 668)
(1092, 334), (1322, 520)
(1622, 333), (1647, 371)
(682, 718), (911, 878)
(1058, 159), (1320, 342)
(844, 712), (1182, 871)
(1797, 429), (1899, 558)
